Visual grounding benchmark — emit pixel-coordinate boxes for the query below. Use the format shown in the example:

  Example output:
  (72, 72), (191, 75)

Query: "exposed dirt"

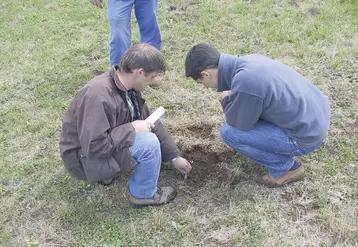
(181, 146), (241, 187)
(159, 145), (247, 192)
(161, 124), (254, 192)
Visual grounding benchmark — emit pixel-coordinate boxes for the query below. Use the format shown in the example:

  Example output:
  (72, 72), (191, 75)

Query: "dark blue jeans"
(220, 121), (324, 178)
(107, 0), (161, 65)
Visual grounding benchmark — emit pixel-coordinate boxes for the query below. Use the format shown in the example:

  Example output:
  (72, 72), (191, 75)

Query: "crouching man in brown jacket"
(59, 44), (192, 207)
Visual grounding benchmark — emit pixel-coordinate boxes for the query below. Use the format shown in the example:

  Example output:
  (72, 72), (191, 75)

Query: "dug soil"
(180, 146), (241, 187)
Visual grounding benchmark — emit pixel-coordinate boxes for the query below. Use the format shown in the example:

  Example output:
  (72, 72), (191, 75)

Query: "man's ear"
(136, 68), (144, 77)
(200, 70), (211, 77)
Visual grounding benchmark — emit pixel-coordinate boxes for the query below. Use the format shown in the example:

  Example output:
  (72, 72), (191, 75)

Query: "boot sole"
(130, 190), (177, 209)
(263, 173), (305, 188)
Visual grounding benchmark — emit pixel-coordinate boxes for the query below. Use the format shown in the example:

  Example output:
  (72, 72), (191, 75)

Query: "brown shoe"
(258, 164), (305, 188)
(149, 75), (164, 88)
(149, 80), (163, 88)
(129, 187), (177, 208)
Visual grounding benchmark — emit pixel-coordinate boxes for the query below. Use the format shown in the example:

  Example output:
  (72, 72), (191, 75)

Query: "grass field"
(1, 0), (357, 246)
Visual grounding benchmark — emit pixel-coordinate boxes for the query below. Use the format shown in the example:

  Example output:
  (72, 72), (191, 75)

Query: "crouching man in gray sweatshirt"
(185, 44), (330, 187)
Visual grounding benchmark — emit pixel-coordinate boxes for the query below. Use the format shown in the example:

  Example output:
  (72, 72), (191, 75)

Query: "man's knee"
(137, 132), (160, 152)
(109, 27), (131, 43)
(108, 12), (131, 41)
(220, 122), (233, 143)
(220, 122), (246, 147)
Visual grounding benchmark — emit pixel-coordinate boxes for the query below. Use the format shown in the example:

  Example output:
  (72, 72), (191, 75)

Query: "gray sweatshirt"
(219, 53), (330, 148)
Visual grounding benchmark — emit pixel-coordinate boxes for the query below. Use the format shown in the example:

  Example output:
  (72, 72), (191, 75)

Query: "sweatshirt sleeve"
(221, 91), (264, 131)
(77, 93), (135, 159)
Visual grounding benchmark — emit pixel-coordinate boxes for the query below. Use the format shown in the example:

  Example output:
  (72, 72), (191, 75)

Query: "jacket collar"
(109, 65), (146, 104)
(109, 65), (127, 92)
(217, 53), (241, 92)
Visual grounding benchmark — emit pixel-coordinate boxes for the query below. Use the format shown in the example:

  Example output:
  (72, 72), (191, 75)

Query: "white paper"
(145, 106), (165, 125)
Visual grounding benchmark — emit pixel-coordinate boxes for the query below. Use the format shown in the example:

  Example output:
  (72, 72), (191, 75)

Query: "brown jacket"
(59, 67), (180, 182)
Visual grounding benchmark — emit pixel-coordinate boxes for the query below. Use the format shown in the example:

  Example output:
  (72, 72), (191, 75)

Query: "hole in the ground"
(181, 146), (242, 187)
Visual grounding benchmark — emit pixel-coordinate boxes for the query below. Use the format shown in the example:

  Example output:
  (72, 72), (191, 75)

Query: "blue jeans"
(107, 0), (161, 66)
(129, 132), (161, 199)
(220, 121), (323, 178)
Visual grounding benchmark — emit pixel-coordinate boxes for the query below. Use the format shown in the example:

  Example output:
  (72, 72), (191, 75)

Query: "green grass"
(1, 0), (357, 246)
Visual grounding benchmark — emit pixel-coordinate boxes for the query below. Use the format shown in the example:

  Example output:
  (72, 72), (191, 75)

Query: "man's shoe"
(129, 187), (177, 208)
(93, 70), (105, 76)
(98, 177), (116, 186)
(149, 76), (164, 88)
(258, 164), (305, 188)
(149, 80), (164, 88)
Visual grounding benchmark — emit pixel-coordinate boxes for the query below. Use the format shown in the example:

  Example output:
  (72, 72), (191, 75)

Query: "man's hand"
(131, 120), (154, 133)
(172, 157), (192, 175)
(90, 0), (103, 8)
(218, 90), (232, 103)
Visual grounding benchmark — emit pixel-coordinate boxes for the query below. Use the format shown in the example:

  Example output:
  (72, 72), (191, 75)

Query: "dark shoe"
(98, 177), (117, 186)
(257, 164), (305, 188)
(129, 187), (177, 208)
(93, 70), (105, 76)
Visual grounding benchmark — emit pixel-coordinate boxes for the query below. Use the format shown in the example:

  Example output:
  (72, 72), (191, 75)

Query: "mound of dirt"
(181, 146), (241, 187)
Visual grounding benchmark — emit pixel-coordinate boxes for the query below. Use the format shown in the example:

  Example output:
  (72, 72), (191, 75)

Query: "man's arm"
(141, 104), (180, 162)
(221, 91), (264, 131)
(151, 120), (180, 162)
(152, 121), (191, 174)
(141, 104), (191, 174)
(77, 94), (135, 158)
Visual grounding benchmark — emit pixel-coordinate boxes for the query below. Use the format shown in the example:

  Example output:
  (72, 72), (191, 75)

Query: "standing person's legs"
(107, 0), (134, 66)
(129, 132), (176, 207)
(220, 121), (322, 186)
(134, 0), (162, 51)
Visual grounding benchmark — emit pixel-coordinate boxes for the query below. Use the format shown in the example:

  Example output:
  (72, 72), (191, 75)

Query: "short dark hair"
(185, 43), (220, 80)
(120, 43), (166, 74)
